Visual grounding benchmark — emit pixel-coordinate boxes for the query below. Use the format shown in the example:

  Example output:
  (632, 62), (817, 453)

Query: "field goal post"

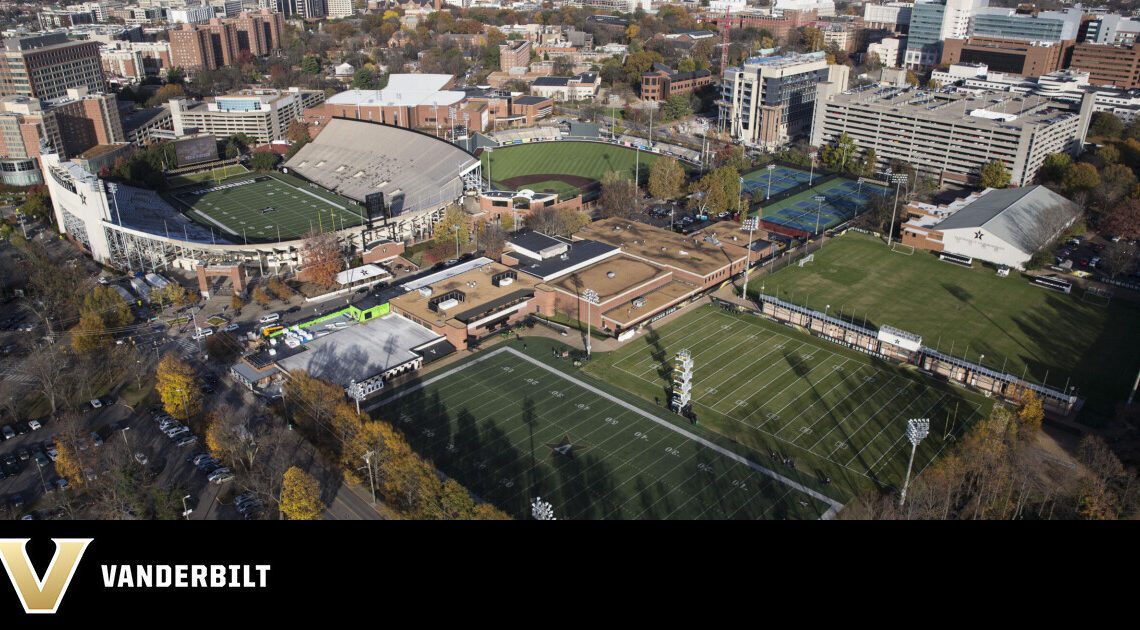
(890, 242), (915, 256)
(798, 253), (815, 267)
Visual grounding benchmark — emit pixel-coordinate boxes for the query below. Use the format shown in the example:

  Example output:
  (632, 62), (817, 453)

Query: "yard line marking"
(766, 363), (884, 438)
(745, 354), (851, 428)
(632, 314), (745, 376)
(705, 340), (810, 413)
(803, 375), (903, 450)
(844, 387), (939, 464)
(496, 347), (843, 516)
(815, 378), (913, 458)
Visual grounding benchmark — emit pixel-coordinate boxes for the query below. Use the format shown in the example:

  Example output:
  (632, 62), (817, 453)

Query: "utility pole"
(363, 451), (377, 506)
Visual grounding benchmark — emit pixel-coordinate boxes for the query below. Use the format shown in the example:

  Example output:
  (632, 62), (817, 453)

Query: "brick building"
(0, 33), (106, 100)
(1069, 43), (1140, 89)
(941, 36), (1070, 77)
(640, 63), (714, 102)
(168, 10), (285, 72)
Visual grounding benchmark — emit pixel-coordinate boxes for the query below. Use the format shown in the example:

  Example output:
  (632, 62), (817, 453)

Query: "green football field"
(585, 305), (990, 499)
(375, 341), (842, 520)
(167, 172), (365, 242)
(481, 141), (659, 193)
(749, 233), (1140, 424)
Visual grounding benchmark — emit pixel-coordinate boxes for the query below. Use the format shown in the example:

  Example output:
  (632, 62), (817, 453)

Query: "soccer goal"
(1082, 286), (1113, 307)
(798, 253), (815, 267)
(890, 242), (915, 256)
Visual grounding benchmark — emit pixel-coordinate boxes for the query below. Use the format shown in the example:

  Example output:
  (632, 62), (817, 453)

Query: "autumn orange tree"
(279, 466), (324, 520)
(155, 354), (202, 421)
(299, 229), (344, 288)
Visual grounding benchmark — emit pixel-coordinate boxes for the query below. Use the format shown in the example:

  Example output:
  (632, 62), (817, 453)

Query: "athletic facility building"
(284, 117), (482, 243)
(810, 84), (1094, 187)
(43, 119), (483, 273)
(900, 186), (1080, 268)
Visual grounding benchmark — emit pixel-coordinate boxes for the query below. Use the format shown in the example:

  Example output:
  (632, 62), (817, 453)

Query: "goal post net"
(798, 253), (815, 267)
(890, 242), (915, 255)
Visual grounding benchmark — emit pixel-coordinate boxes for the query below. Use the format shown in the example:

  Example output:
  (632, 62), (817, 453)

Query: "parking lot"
(1052, 232), (1140, 282)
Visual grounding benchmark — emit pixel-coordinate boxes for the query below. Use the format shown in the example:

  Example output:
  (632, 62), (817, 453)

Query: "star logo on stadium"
(547, 435), (590, 459)
(974, 231), (983, 240)
(78, 193), (86, 205)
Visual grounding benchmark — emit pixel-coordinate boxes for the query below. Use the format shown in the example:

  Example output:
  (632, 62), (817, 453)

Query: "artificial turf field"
(585, 305), (989, 500)
(377, 342), (842, 520)
(749, 233), (1140, 424)
(167, 172), (365, 242)
(482, 141), (659, 197)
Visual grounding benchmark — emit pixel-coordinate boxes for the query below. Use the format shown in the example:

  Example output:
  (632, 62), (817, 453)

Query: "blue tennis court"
(756, 177), (890, 236)
(741, 165), (813, 199)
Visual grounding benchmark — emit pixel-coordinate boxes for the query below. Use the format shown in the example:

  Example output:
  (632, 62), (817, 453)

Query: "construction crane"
(719, 6), (731, 75)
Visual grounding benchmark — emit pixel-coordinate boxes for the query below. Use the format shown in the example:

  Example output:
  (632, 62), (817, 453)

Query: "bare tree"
(1101, 241), (1137, 279)
(22, 343), (69, 414)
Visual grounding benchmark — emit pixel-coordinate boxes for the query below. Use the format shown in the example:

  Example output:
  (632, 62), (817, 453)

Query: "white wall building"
(170, 88), (325, 144)
(169, 4), (214, 24)
(863, 2), (913, 31)
(327, 0), (355, 18)
(867, 37), (903, 68)
(772, 0), (836, 17)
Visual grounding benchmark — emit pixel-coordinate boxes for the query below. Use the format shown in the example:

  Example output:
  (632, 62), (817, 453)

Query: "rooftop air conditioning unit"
(268, 348), (277, 356)
(679, 250), (688, 255)
(498, 276), (514, 286)
(419, 287), (433, 297)
(632, 297), (646, 308)
(606, 271), (615, 278)
(436, 298), (459, 311)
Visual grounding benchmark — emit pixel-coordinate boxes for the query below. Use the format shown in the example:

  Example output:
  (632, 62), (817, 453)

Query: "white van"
(192, 328), (214, 340)
(259, 313), (281, 324)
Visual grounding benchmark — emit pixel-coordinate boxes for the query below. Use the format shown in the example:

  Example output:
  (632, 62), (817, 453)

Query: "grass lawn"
(482, 142), (658, 191)
(166, 172), (365, 242)
(585, 305), (990, 502)
(749, 233), (1140, 424)
(375, 339), (841, 519)
(166, 164), (249, 188)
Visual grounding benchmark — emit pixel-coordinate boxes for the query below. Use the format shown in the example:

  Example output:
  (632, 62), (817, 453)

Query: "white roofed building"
(310, 74), (466, 130)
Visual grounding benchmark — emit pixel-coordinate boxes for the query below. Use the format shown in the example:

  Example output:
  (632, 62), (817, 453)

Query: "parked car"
(210, 471), (235, 485)
(55, 478), (68, 490)
(174, 435), (198, 448)
(192, 328), (214, 340)
(46, 446), (57, 462)
(133, 452), (148, 466)
(15, 448), (28, 462)
(33, 450), (48, 468)
(0, 426), (13, 440)
(90, 432), (103, 447)
(89, 398), (102, 410)
(27, 420), (41, 431)
(14, 422), (28, 435)
(165, 426), (190, 439)
(207, 467), (233, 483)
(222, 323), (240, 333)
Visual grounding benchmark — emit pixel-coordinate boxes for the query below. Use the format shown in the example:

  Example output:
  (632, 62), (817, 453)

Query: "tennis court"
(741, 165), (813, 199)
(757, 177), (890, 235)
(167, 172), (366, 242)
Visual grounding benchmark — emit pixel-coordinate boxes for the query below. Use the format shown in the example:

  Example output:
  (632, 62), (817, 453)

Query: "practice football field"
(750, 233), (1140, 423)
(168, 172), (365, 242)
(586, 305), (990, 497)
(376, 342), (842, 520)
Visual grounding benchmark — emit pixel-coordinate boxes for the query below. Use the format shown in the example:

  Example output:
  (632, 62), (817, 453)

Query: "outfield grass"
(376, 339), (841, 519)
(166, 172), (365, 242)
(482, 141), (658, 191)
(585, 305), (990, 501)
(749, 233), (1140, 423)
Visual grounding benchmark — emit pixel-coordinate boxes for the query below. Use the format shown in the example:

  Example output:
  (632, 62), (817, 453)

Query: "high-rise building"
(168, 10), (285, 72)
(170, 88), (325, 144)
(47, 88), (125, 159)
(277, 0), (326, 19)
(719, 52), (846, 149)
(904, 0), (985, 68)
(941, 37), (1069, 76)
(0, 33), (107, 101)
(101, 41), (173, 80)
(969, 7), (1083, 43)
(863, 2), (913, 33)
(327, 0), (354, 18)
(1083, 15), (1140, 46)
(1069, 43), (1140, 90)
(170, 3), (215, 24)
(499, 40), (532, 72)
(810, 84), (1094, 187)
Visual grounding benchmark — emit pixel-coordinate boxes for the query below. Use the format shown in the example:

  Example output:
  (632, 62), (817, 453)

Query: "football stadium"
(42, 118), (482, 271)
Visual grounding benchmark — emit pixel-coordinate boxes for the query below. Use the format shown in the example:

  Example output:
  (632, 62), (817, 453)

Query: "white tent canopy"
(336, 264), (389, 286)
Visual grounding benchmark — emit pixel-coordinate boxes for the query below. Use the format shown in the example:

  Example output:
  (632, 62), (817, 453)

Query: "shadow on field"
(644, 327), (673, 400)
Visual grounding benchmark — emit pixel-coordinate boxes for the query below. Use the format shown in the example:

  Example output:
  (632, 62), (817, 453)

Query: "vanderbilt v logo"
(0, 539), (93, 614)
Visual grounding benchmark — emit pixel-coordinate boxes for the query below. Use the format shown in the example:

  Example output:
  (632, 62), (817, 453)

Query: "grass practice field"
(377, 341), (842, 520)
(752, 176), (890, 236)
(586, 305), (989, 500)
(750, 233), (1140, 423)
(167, 172), (365, 242)
(482, 141), (658, 198)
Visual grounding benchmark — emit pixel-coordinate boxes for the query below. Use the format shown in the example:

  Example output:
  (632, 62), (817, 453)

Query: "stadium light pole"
(363, 450), (377, 506)
(813, 195), (827, 235)
(899, 418), (930, 508)
(181, 494), (192, 520)
(451, 224), (460, 259)
(742, 217), (758, 297)
(531, 496), (556, 520)
(582, 288), (599, 357)
(765, 164), (776, 200)
(887, 173), (908, 247)
(808, 152), (818, 186)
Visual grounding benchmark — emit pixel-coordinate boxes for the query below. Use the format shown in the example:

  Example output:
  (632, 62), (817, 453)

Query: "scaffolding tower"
(671, 349), (693, 414)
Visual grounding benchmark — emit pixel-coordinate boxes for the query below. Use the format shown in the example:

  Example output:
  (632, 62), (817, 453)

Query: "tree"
(301, 55), (321, 75)
(84, 286), (133, 328)
(1015, 391), (1044, 440)
(71, 310), (112, 356)
(1099, 144), (1121, 165)
(599, 171), (639, 218)
(688, 167), (740, 215)
(1089, 112), (1124, 139)
(267, 277), (292, 301)
(552, 56), (574, 75)
(648, 156), (685, 200)
(155, 353), (202, 421)
(475, 220), (506, 256)
(300, 230), (345, 288)
(1062, 162), (1101, 193)
(979, 160), (1011, 189)
(677, 57), (697, 73)
(526, 206), (588, 236)
(859, 148), (878, 178)
(146, 83), (185, 107)
(286, 120), (310, 145)
(1101, 198), (1140, 240)
(279, 466), (324, 520)
(23, 343), (68, 415)
(661, 93), (692, 120)
(252, 286), (271, 308)
(231, 293), (245, 313)
(432, 206), (469, 254)
(249, 151), (278, 171)
(1101, 240), (1137, 278)
(1038, 152), (1072, 184)
(819, 132), (859, 173)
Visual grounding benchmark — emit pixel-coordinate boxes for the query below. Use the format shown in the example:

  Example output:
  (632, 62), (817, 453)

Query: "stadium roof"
(275, 315), (443, 388)
(284, 118), (479, 206)
(932, 186), (1080, 254)
(325, 74), (464, 107)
